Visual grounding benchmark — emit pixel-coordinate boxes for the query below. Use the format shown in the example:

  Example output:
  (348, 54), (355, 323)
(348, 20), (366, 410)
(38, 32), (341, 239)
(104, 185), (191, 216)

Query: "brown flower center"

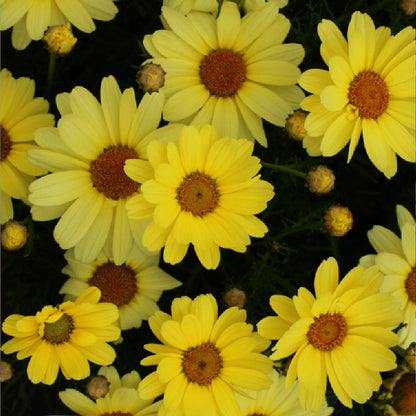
(176, 171), (219, 216)
(42, 314), (74, 344)
(199, 49), (246, 97)
(405, 268), (416, 303)
(348, 71), (389, 119)
(392, 372), (416, 415)
(307, 313), (347, 351)
(89, 262), (137, 307)
(1, 127), (11, 161)
(182, 342), (222, 385)
(90, 146), (139, 200)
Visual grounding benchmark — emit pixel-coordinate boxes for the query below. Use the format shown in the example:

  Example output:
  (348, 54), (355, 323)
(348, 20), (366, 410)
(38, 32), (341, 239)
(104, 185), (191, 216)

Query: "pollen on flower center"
(199, 49), (247, 97)
(347, 71), (389, 119)
(89, 262), (137, 307)
(182, 342), (222, 385)
(90, 146), (139, 200)
(42, 314), (74, 344)
(1, 127), (11, 161)
(176, 171), (219, 216)
(307, 313), (347, 351)
(405, 268), (416, 303)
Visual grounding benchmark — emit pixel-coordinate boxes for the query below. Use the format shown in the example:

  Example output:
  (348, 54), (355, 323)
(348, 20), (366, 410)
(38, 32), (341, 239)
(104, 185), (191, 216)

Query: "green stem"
(261, 162), (307, 179)
(274, 220), (322, 240)
(47, 52), (56, 100)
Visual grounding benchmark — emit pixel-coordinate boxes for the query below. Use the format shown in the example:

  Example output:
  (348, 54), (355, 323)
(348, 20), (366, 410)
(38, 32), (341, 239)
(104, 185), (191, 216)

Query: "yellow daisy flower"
(27, 75), (172, 265)
(138, 293), (273, 416)
(235, 369), (333, 416)
(0, 68), (54, 225)
(299, 11), (416, 178)
(242, 0), (288, 13)
(257, 257), (403, 410)
(162, 0), (218, 14)
(59, 365), (160, 416)
(143, 1), (305, 146)
(60, 244), (182, 331)
(0, 0), (118, 50)
(360, 205), (416, 349)
(124, 124), (275, 270)
(0, 287), (120, 385)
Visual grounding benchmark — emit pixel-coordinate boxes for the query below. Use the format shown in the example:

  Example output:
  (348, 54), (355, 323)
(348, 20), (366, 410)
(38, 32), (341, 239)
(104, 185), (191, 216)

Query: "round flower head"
(43, 23), (77, 56)
(0, 0), (118, 50)
(144, 1), (305, 146)
(125, 124), (275, 269)
(285, 110), (308, 142)
(1, 287), (120, 385)
(59, 365), (160, 416)
(0, 361), (13, 382)
(360, 204), (416, 349)
(1, 220), (27, 251)
(299, 11), (416, 178)
(138, 293), (273, 416)
(27, 75), (174, 265)
(0, 69), (54, 225)
(60, 244), (182, 330)
(306, 166), (335, 195)
(235, 369), (333, 416)
(323, 205), (353, 237)
(257, 257), (403, 410)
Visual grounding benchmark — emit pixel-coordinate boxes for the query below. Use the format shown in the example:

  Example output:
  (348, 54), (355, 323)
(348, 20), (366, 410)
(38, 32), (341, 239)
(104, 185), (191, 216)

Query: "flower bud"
(323, 205), (353, 237)
(223, 288), (246, 309)
(0, 361), (13, 382)
(43, 23), (77, 56)
(382, 368), (415, 416)
(285, 110), (308, 141)
(1, 220), (27, 251)
(399, 0), (416, 15)
(307, 166), (335, 195)
(137, 63), (165, 93)
(86, 375), (109, 399)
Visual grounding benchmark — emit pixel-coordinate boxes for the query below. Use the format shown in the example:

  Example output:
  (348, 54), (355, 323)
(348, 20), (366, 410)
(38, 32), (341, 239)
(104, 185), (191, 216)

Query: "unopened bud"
(1, 220), (27, 251)
(137, 63), (165, 93)
(223, 288), (246, 309)
(399, 0), (416, 15)
(323, 205), (353, 237)
(43, 23), (77, 56)
(285, 110), (308, 141)
(0, 361), (13, 382)
(307, 166), (335, 195)
(86, 375), (109, 399)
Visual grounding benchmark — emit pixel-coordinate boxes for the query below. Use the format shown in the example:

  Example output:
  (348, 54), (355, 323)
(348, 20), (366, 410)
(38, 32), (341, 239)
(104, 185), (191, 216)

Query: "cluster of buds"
(285, 110), (308, 141)
(43, 23), (77, 56)
(323, 205), (353, 237)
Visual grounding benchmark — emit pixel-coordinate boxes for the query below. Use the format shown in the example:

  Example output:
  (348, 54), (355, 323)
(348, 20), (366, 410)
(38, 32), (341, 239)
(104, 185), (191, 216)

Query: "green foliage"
(1, 0), (414, 415)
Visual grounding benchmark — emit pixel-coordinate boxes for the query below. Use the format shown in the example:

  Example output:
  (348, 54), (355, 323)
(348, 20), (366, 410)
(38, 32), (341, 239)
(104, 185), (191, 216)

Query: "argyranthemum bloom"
(0, 68), (54, 225)
(59, 365), (160, 416)
(360, 204), (416, 349)
(124, 124), (275, 269)
(59, 244), (182, 331)
(235, 369), (333, 416)
(0, 0), (118, 50)
(27, 75), (175, 265)
(143, 1), (304, 146)
(257, 257), (403, 410)
(138, 293), (273, 416)
(1, 287), (120, 385)
(162, 0), (218, 14)
(299, 11), (416, 178)
(242, 0), (288, 13)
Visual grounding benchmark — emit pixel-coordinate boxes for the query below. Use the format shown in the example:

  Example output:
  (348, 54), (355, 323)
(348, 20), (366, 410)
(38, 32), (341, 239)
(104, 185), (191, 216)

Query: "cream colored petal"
(59, 389), (99, 415)
(55, 0), (95, 32)
(397, 205), (415, 229)
(376, 252), (411, 275)
(8, 113), (54, 142)
(0, 0), (32, 30)
(320, 112), (355, 157)
(27, 149), (89, 172)
(367, 225), (404, 256)
(26, 0), (51, 40)
(299, 69), (332, 95)
(237, 81), (291, 127)
(53, 189), (105, 249)
(362, 118), (397, 179)
(317, 18), (348, 65)
(188, 10), (218, 50)
(217, 1), (240, 49)
(0, 161), (29, 199)
(28, 170), (92, 206)
(100, 76), (122, 145)
(320, 85), (348, 112)
(164, 85), (210, 121)
(378, 112), (416, 162)
(8, 145), (47, 176)
(211, 97), (239, 139)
